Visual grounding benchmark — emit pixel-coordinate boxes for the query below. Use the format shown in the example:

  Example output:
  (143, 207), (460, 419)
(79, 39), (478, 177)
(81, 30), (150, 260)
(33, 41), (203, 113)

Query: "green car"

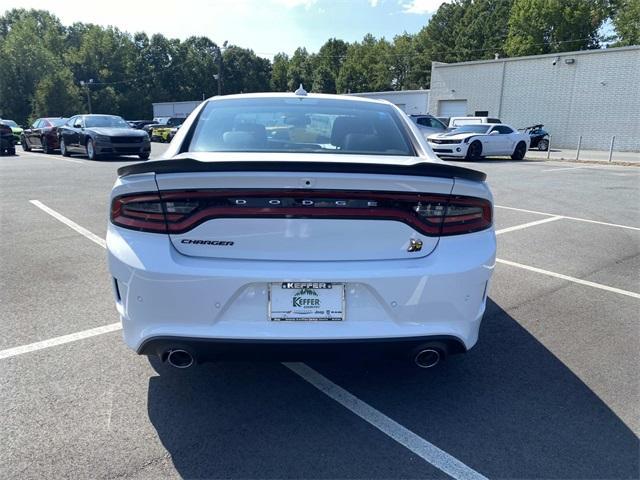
(150, 125), (173, 143)
(151, 124), (181, 143)
(0, 119), (23, 144)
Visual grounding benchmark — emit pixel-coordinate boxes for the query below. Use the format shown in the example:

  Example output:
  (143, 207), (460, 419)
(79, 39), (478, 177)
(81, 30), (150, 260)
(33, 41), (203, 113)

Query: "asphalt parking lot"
(1, 144), (639, 479)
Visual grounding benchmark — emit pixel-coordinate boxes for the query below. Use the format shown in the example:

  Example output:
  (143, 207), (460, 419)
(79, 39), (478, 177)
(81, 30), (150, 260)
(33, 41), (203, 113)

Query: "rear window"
(187, 97), (415, 156)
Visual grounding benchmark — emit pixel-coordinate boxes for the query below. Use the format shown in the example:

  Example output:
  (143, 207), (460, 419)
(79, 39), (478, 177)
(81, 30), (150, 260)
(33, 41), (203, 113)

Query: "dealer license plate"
(269, 282), (345, 321)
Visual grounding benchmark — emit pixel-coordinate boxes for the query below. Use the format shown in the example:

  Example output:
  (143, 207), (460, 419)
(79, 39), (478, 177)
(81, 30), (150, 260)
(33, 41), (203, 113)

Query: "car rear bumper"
(107, 224), (496, 353)
(139, 335), (467, 362)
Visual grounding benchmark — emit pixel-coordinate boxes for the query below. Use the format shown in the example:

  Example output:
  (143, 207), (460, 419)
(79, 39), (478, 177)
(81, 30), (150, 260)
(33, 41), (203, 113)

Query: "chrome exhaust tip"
(414, 348), (441, 369)
(166, 349), (194, 369)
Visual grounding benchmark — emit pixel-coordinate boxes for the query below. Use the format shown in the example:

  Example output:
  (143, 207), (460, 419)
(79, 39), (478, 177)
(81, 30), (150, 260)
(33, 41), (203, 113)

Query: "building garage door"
(439, 99), (467, 117)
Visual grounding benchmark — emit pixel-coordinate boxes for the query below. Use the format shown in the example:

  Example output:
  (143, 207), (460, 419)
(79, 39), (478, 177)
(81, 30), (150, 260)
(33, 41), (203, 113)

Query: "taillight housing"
(110, 189), (492, 236)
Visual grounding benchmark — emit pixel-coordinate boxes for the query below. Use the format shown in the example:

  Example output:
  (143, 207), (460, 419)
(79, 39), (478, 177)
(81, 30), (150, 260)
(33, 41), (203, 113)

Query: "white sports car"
(427, 124), (530, 160)
(107, 92), (496, 370)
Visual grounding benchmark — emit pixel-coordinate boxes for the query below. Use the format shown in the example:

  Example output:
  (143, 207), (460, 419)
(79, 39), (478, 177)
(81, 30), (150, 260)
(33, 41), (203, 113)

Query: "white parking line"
(495, 205), (640, 232)
(0, 323), (121, 360)
(495, 216), (563, 235)
(29, 200), (106, 248)
(496, 258), (640, 299)
(284, 362), (488, 480)
(541, 166), (588, 172)
(22, 151), (86, 164)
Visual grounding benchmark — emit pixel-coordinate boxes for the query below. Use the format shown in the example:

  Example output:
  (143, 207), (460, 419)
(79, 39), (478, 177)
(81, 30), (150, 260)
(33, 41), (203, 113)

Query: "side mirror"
(74, 123), (82, 129)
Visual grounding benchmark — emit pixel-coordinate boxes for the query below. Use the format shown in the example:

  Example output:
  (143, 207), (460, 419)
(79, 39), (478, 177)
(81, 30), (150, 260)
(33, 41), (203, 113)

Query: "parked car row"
(17, 114), (151, 160)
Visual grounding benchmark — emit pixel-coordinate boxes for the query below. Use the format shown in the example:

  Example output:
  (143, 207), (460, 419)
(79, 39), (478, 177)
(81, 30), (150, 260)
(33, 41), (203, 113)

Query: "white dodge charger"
(428, 124), (530, 161)
(107, 92), (496, 369)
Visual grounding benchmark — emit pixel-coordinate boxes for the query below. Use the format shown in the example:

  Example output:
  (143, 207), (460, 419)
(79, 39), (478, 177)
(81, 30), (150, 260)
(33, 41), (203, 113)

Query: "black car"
(58, 114), (151, 160)
(127, 120), (156, 130)
(0, 121), (16, 156)
(409, 114), (448, 135)
(523, 124), (550, 151)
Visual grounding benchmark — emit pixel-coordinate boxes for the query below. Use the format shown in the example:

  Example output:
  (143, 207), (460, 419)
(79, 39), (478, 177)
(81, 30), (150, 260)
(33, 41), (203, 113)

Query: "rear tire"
(60, 137), (71, 156)
(537, 139), (549, 151)
(22, 137), (31, 151)
(465, 141), (482, 161)
(511, 141), (527, 160)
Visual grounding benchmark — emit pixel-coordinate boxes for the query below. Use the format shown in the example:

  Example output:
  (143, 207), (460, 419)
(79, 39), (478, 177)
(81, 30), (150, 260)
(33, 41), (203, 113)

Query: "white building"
(429, 46), (640, 151)
(152, 101), (202, 119)
(349, 90), (430, 115)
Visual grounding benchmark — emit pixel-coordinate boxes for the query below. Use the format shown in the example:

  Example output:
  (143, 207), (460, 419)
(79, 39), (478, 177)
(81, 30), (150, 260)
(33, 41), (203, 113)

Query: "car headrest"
(223, 123), (267, 147)
(235, 122), (266, 137)
(331, 116), (372, 148)
(343, 133), (383, 152)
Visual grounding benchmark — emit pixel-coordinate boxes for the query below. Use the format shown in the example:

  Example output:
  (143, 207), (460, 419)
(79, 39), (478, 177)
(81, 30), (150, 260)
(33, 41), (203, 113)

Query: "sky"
(1, 0), (448, 57)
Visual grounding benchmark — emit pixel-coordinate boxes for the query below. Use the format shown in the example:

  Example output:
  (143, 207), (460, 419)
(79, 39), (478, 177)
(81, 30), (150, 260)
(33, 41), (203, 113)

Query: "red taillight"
(440, 196), (493, 236)
(110, 194), (168, 233)
(110, 190), (492, 236)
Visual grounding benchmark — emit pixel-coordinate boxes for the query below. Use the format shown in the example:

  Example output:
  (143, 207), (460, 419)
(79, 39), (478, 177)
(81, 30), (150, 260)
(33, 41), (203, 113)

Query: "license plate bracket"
(269, 282), (345, 321)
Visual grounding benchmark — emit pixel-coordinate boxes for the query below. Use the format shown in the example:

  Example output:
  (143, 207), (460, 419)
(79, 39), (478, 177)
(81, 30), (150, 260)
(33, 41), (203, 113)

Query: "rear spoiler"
(117, 158), (487, 182)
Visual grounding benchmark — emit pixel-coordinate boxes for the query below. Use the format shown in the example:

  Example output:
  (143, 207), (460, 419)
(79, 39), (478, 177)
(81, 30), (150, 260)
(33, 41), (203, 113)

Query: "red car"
(21, 117), (68, 154)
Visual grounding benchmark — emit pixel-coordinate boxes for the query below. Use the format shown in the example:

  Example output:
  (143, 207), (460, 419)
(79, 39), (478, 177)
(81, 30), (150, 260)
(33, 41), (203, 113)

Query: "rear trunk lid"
(123, 153), (486, 262)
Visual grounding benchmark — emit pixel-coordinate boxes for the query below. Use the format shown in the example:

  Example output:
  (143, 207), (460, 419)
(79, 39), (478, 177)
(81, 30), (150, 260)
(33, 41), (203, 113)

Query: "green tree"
(410, 0), (469, 87)
(64, 24), (139, 114)
(270, 53), (289, 91)
(222, 46), (271, 94)
(287, 47), (313, 91)
(311, 63), (335, 93)
(0, 12), (61, 124)
(177, 36), (219, 100)
(32, 67), (82, 118)
(389, 32), (419, 90)
(312, 38), (348, 93)
(611, 0), (640, 45)
(456, 0), (514, 60)
(336, 34), (393, 93)
(505, 0), (610, 56)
